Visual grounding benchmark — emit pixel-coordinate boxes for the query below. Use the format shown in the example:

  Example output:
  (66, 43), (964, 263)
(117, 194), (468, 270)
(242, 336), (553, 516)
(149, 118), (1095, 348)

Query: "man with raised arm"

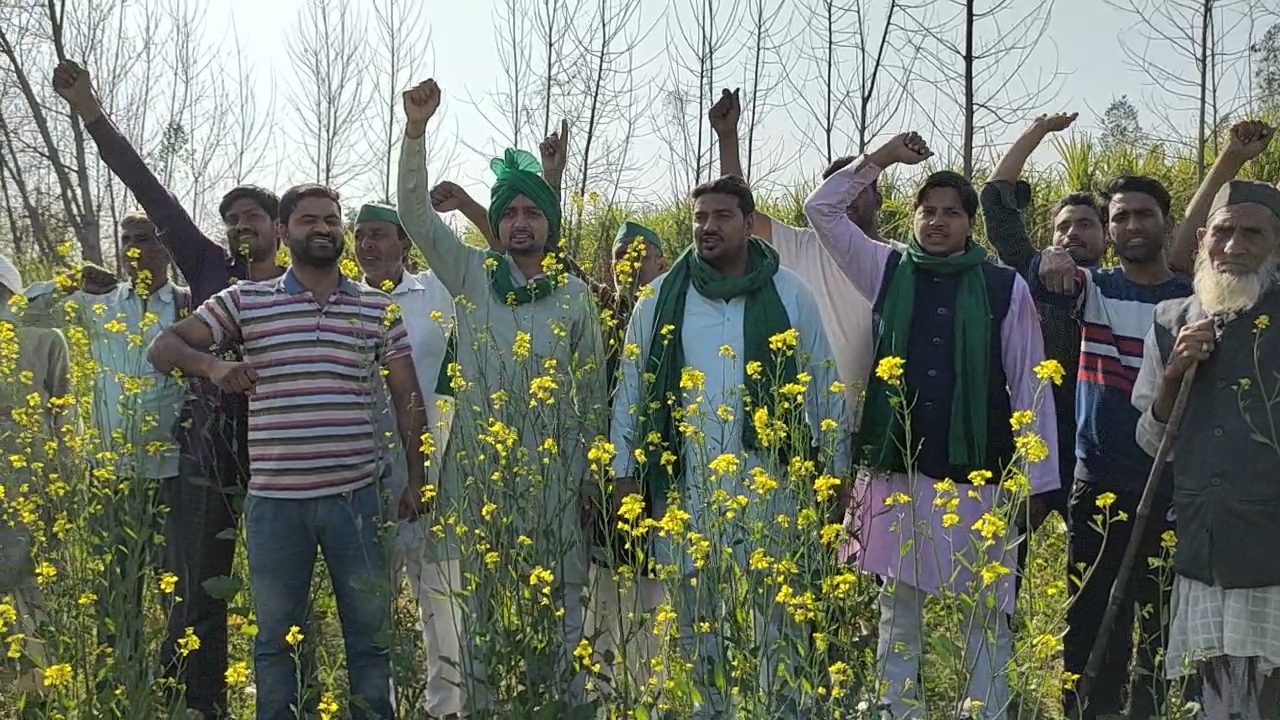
(52, 60), (287, 717)
(610, 173), (849, 717)
(1167, 121), (1275, 277)
(709, 87), (891, 427)
(981, 112), (1105, 524)
(148, 184), (427, 719)
(1132, 179), (1280, 720)
(804, 132), (1058, 719)
(397, 79), (608, 712)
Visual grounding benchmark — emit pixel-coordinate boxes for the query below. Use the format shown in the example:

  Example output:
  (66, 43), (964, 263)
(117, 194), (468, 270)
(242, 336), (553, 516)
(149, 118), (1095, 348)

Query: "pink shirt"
(803, 157), (1059, 612)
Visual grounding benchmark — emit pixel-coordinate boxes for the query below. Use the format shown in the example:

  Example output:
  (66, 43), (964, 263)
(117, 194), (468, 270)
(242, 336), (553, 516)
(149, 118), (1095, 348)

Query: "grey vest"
(1153, 291), (1280, 588)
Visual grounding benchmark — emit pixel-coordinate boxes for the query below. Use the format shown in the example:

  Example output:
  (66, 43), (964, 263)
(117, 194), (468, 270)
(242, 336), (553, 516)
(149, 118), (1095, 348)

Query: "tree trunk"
(963, 0), (976, 178)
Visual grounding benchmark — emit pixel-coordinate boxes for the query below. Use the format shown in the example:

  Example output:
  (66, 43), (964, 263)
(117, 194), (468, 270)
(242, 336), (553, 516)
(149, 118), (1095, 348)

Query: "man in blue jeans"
(149, 184), (429, 718)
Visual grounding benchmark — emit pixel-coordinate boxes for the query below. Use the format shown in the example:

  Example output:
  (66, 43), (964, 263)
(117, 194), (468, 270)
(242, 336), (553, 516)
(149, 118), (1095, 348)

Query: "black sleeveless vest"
(870, 252), (1018, 483)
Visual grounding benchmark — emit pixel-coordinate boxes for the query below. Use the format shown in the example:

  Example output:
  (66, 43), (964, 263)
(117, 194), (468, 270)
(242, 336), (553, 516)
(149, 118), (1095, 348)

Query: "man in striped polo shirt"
(148, 184), (428, 719)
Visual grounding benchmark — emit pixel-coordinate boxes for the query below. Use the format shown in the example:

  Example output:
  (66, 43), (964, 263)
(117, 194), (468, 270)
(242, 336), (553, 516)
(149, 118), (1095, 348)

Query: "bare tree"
(1107, 0), (1255, 177)
(490, 0), (533, 148)
(221, 20), (275, 187)
(0, 0), (103, 263)
(736, 0), (788, 184)
(370, 0), (430, 201)
(662, 0), (742, 188)
(903, 0), (1061, 177)
(284, 0), (372, 188)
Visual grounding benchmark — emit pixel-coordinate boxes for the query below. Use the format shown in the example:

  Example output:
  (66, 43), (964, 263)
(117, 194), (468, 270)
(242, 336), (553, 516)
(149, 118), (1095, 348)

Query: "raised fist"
(430, 182), (470, 213)
(1226, 120), (1274, 161)
(403, 79), (441, 125)
(52, 60), (101, 118)
(708, 88), (740, 134)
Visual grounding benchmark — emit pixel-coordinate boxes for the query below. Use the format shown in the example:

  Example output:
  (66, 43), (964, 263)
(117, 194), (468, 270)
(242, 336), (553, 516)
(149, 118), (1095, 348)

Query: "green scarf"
(637, 237), (796, 504)
(433, 329), (457, 397)
(859, 240), (991, 471)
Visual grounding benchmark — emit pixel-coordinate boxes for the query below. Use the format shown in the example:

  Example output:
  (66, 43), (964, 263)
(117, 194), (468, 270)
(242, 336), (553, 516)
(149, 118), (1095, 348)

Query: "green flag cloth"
(637, 237), (797, 504)
(859, 240), (992, 471)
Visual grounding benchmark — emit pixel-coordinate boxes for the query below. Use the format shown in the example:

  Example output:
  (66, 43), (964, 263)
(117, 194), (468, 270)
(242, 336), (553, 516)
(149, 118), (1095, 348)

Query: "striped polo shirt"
(195, 269), (412, 499)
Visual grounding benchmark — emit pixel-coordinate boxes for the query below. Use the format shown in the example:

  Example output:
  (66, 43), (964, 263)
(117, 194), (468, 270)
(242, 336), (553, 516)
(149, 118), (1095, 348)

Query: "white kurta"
(609, 265), (852, 571)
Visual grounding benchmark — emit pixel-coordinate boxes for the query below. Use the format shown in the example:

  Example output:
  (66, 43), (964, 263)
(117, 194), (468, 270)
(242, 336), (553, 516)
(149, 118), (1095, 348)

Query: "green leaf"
(201, 575), (242, 600)
(214, 528), (238, 541)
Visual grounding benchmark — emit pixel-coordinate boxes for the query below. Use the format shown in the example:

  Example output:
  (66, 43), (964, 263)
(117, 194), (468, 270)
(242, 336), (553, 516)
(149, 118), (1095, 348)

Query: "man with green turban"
(609, 175), (850, 716)
(397, 79), (607, 712)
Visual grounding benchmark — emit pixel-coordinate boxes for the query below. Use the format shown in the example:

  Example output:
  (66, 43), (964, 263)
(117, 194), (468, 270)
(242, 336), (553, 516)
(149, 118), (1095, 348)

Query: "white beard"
(1194, 250), (1279, 315)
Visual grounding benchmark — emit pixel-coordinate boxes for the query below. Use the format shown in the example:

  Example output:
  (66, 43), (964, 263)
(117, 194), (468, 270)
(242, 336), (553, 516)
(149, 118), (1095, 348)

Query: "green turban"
(486, 149), (561, 249)
(613, 220), (662, 254)
(356, 202), (403, 230)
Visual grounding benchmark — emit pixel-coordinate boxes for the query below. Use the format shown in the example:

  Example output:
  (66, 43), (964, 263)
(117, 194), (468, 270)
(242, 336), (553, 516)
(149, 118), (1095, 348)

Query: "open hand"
(1034, 112), (1078, 134)
(708, 88), (741, 135)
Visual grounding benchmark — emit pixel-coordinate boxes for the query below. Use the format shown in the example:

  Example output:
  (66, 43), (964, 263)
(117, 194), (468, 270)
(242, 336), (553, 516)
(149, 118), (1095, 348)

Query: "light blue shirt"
(28, 280), (186, 479)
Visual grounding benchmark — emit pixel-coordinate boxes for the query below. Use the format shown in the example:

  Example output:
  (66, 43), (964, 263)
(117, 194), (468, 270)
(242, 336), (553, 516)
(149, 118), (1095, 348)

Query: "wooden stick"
(1076, 362), (1199, 710)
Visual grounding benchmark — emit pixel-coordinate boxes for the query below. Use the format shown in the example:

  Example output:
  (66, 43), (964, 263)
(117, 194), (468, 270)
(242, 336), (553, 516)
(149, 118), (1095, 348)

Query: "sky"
(127, 0), (1274, 213)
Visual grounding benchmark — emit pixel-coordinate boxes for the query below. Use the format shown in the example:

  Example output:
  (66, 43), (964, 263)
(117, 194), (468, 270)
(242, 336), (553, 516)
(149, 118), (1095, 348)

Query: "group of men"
(0, 54), (1275, 720)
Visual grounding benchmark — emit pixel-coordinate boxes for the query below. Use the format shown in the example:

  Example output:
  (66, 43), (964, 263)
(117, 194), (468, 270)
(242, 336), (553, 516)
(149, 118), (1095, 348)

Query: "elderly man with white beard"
(1132, 179), (1280, 720)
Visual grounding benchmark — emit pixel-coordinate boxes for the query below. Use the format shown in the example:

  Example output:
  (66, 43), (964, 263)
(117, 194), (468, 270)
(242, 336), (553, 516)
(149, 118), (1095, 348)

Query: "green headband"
(613, 220), (662, 254)
(487, 149), (562, 249)
(356, 202), (403, 230)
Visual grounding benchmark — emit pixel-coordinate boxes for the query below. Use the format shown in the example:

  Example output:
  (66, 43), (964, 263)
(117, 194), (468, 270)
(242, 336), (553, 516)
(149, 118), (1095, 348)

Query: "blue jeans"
(246, 484), (394, 719)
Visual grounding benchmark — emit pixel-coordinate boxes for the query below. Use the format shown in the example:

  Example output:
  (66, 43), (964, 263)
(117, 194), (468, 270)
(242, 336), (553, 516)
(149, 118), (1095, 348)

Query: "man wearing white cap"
(0, 256), (71, 688)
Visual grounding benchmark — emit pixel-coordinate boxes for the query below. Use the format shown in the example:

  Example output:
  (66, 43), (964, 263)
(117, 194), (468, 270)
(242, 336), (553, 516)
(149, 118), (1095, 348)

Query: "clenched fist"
(403, 79), (441, 137)
(708, 88), (740, 135)
(430, 182), (471, 213)
(52, 60), (103, 121)
(1226, 120), (1274, 162)
(209, 360), (258, 395)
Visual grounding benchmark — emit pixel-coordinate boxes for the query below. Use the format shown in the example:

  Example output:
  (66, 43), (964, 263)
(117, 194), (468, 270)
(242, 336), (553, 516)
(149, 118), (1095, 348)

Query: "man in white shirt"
(611, 175), (850, 717)
(353, 201), (460, 719)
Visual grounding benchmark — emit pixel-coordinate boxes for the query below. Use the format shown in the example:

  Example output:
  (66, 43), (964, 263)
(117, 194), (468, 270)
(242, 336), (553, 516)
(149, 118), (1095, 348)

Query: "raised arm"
(1001, 276), (1059, 497)
(431, 182), (500, 251)
(803, 133), (930, 299)
(539, 119), (568, 200)
(52, 60), (224, 287)
(1168, 120), (1274, 276)
(708, 87), (776, 241)
(982, 113), (1078, 275)
(398, 79), (484, 296)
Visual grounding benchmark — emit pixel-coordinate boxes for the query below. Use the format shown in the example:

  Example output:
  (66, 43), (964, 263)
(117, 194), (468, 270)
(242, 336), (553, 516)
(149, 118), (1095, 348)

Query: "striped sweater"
(1036, 266), (1191, 492)
(195, 269), (411, 498)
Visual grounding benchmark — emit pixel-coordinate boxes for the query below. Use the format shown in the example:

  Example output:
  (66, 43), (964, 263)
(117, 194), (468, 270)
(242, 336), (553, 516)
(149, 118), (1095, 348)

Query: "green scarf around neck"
(859, 240), (991, 472)
(637, 237), (797, 504)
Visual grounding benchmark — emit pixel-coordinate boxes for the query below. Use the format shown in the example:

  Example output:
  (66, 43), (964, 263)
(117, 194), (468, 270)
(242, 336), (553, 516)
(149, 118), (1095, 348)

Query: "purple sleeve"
(801, 157), (893, 302)
(84, 116), (226, 287)
(1001, 275), (1061, 495)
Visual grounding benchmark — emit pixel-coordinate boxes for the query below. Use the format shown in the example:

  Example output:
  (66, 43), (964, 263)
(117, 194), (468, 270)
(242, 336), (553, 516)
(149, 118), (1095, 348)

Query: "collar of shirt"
(276, 267), (360, 297)
(391, 271), (426, 296)
(124, 281), (175, 304)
